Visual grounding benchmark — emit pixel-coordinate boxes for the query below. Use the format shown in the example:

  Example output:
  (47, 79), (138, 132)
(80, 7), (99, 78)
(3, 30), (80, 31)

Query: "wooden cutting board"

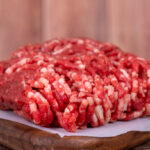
(0, 119), (150, 150)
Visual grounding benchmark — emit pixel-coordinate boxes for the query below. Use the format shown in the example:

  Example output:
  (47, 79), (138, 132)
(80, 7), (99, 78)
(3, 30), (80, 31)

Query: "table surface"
(134, 141), (150, 150)
(0, 118), (150, 150)
(0, 141), (150, 150)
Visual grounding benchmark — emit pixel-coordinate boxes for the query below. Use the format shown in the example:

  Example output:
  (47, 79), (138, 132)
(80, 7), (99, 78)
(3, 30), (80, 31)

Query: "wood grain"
(134, 141), (150, 150)
(107, 0), (150, 59)
(0, 119), (150, 150)
(0, 0), (41, 60)
(0, 0), (150, 60)
(41, 0), (108, 42)
(0, 144), (10, 150)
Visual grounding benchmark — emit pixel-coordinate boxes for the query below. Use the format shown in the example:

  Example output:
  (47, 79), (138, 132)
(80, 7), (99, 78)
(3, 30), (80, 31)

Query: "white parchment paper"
(0, 110), (150, 137)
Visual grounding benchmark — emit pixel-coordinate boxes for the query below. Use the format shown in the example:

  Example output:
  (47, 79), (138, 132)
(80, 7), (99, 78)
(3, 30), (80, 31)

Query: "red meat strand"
(0, 38), (150, 132)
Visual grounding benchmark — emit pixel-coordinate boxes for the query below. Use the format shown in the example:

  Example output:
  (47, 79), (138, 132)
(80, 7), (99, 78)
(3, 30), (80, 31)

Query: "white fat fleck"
(85, 81), (91, 90)
(120, 82), (125, 87)
(87, 97), (94, 105)
(132, 72), (137, 77)
(59, 78), (65, 84)
(82, 99), (88, 107)
(45, 85), (51, 93)
(119, 113), (126, 120)
(139, 86), (144, 95)
(77, 39), (84, 44)
(147, 70), (150, 77)
(133, 110), (144, 118)
(128, 56), (133, 60)
(35, 92), (47, 103)
(124, 94), (130, 102)
(70, 97), (81, 103)
(19, 58), (29, 65)
(59, 85), (62, 88)
(124, 87), (128, 91)
(95, 97), (101, 105)
(5, 68), (13, 74)
(115, 92), (118, 99)
(123, 94), (130, 111)
(48, 57), (54, 62)
(34, 54), (41, 58)
(16, 52), (22, 57)
(78, 64), (85, 69)
(111, 77), (117, 82)
(66, 44), (72, 48)
(93, 48), (99, 53)
(37, 60), (43, 65)
(120, 58), (125, 61)
(68, 105), (74, 111)
(133, 80), (138, 88)
(104, 86), (108, 90)
(52, 49), (64, 55)
(16, 68), (21, 72)
(47, 40), (59, 46)
(48, 64), (54, 67)
(29, 103), (37, 113)
(40, 67), (47, 73)
(120, 69), (129, 78)
(39, 78), (49, 85)
(72, 72), (77, 78)
(105, 109), (111, 123)
(52, 81), (57, 87)
(95, 105), (104, 123)
(72, 82), (77, 88)
(118, 98), (124, 110)
(21, 81), (26, 86)
(48, 68), (54, 73)
(28, 92), (34, 98)
(52, 44), (71, 55)
(64, 84), (71, 95)
(120, 75), (124, 79)
(80, 88), (86, 92)
(76, 60), (82, 64)
(107, 85), (114, 96)
(78, 92), (86, 97)
(92, 113), (98, 126)
(113, 61), (119, 66)
(106, 96), (112, 108)
(131, 92), (137, 100)
(82, 74), (88, 80)
(79, 100), (88, 113)
(34, 81), (39, 87)
(65, 108), (70, 113)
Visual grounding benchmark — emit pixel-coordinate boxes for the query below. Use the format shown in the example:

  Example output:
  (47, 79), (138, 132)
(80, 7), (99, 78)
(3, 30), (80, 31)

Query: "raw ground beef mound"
(0, 38), (150, 132)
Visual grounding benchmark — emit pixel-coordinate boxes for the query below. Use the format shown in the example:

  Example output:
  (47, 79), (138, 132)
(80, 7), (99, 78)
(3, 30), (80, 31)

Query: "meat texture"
(0, 38), (150, 132)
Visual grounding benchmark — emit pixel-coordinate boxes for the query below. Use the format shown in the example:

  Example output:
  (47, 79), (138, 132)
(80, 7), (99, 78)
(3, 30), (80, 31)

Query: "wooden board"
(0, 119), (150, 150)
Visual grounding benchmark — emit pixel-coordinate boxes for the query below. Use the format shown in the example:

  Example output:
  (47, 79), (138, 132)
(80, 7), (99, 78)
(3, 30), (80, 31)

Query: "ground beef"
(0, 38), (150, 132)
